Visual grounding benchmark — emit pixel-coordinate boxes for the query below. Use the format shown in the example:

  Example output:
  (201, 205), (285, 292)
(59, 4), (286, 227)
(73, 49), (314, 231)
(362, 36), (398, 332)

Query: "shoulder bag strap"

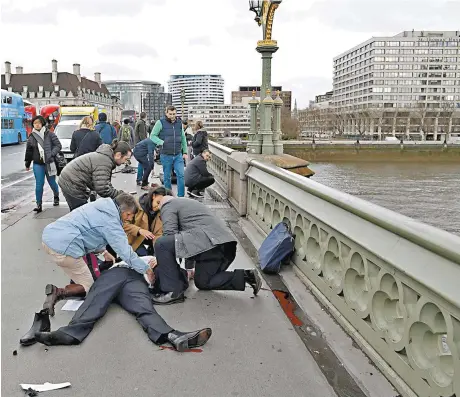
(31, 131), (45, 149)
(75, 130), (91, 154)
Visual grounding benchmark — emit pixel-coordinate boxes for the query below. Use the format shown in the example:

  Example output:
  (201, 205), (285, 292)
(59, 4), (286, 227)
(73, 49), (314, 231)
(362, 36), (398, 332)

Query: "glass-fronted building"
(103, 80), (171, 122)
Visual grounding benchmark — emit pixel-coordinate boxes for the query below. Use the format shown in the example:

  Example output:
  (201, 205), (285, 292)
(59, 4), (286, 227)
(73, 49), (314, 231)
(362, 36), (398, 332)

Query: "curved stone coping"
(209, 141), (234, 158)
(248, 159), (460, 266)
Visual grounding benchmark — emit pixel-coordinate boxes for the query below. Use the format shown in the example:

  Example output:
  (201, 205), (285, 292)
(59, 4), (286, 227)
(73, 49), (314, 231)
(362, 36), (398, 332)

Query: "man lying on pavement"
(150, 195), (262, 305)
(34, 256), (212, 352)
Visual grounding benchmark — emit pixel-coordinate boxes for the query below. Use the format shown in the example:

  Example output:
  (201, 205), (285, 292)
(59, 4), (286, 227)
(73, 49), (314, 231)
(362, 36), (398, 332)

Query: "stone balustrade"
(208, 141), (460, 397)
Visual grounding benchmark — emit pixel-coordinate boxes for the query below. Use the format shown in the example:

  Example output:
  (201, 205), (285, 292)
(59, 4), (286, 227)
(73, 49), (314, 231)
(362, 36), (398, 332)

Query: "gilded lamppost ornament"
(249, 0), (281, 47)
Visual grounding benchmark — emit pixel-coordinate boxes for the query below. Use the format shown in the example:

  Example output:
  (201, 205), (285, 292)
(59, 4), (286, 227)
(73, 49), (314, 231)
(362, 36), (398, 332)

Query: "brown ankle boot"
(43, 283), (86, 316)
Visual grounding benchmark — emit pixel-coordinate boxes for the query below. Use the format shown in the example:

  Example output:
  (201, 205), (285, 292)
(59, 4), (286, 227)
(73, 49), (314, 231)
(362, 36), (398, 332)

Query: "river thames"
(309, 162), (460, 236)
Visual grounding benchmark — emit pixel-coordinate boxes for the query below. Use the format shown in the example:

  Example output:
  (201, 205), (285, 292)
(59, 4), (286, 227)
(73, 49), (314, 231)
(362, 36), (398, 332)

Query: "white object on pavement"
(61, 300), (84, 311)
(20, 382), (71, 392)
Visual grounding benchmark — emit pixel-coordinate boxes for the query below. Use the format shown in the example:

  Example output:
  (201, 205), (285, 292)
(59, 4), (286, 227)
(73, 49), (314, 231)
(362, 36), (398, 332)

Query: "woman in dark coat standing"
(25, 115), (62, 213)
(70, 116), (102, 158)
(191, 120), (209, 157)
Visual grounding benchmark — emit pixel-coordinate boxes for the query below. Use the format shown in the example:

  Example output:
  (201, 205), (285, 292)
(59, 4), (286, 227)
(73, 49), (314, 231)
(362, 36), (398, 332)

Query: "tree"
(281, 111), (300, 140)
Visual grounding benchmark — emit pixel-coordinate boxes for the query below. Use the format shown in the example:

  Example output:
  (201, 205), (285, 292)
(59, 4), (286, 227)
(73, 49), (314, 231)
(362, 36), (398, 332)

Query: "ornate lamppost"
(247, 0), (283, 155)
(180, 88), (186, 120)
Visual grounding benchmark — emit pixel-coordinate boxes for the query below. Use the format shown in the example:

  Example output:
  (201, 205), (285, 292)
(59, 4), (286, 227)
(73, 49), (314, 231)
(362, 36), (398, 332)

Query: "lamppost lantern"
(248, 0), (263, 23)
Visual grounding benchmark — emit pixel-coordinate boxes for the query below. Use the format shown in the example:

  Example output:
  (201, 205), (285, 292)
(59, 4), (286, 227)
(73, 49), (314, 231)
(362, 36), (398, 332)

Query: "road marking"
(7, 152), (22, 156)
(1, 174), (34, 189)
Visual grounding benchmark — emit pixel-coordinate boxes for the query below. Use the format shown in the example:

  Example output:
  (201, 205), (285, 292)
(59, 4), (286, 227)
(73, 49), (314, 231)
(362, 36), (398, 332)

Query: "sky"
(1, 0), (459, 108)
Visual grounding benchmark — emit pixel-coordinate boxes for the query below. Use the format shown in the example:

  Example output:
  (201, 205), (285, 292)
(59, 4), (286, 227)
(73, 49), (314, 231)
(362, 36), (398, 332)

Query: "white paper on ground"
(61, 300), (84, 311)
(20, 382), (71, 392)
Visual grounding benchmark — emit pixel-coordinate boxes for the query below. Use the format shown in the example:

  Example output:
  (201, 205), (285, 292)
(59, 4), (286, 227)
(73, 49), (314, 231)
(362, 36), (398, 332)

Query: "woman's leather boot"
(43, 284), (86, 316)
(19, 309), (51, 346)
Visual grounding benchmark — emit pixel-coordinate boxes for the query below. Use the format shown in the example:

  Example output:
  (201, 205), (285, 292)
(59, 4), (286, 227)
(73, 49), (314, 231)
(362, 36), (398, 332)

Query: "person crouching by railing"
(185, 149), (215, 198)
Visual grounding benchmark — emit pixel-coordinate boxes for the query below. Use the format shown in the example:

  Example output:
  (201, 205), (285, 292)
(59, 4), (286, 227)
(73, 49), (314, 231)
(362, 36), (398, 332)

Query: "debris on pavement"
(24, 388), (38, 396)
(20, 382), (71, 393)
(13, 350), (17, 356)
(61, 300), (84, 311)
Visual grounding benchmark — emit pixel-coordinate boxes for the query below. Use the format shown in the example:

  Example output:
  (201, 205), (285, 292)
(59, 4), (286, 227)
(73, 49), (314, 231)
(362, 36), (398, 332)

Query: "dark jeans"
(135, 155), (153, 186)
(58, 267), (173, 344)
(155, 237), (244, 294)
(188, 176), (215, 193)
(62, 189), (88, 211)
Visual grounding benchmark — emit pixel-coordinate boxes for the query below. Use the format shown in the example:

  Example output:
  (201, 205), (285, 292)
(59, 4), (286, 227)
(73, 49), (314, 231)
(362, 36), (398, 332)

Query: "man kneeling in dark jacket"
(184, 149), (214, 198)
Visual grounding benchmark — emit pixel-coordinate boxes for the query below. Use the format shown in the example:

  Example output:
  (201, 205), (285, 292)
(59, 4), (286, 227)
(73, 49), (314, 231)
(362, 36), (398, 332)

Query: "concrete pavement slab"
(2, 161), (338, 397)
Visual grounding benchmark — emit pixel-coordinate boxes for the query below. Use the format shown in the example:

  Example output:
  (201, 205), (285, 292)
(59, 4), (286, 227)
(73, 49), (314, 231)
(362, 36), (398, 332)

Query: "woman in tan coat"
(124, 186), (172, 256)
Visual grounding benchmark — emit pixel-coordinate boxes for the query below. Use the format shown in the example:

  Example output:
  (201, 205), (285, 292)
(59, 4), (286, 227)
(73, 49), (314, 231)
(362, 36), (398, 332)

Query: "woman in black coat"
(70, 116), (102, 158)
(191, 120), (209, 156)
(24, 115), (62, 213)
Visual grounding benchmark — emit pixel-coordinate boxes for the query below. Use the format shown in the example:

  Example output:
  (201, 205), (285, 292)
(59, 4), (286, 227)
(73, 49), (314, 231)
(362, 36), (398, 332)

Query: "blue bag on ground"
(258, 222), (295, 274)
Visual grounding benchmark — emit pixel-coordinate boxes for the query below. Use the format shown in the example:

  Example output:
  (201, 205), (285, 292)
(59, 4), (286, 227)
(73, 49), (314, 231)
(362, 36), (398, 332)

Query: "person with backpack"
(70, 116), (102, 158)
(134, 112), (148, 145)
(95, 113), (117, 145)
(119, 119), (134, 147)
(150, 106), (187, 197)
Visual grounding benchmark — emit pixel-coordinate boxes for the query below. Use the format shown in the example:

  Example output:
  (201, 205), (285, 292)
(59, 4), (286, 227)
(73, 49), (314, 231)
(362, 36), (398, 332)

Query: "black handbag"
(54, 152), (66, 176)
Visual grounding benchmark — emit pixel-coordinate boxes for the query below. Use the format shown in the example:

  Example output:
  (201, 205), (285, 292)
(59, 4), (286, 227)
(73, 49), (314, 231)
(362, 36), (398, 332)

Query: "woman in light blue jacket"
(40, 193), (155, 317)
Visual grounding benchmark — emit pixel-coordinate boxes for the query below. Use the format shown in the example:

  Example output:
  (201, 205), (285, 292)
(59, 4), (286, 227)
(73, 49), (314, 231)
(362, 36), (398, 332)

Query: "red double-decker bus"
(40, 104), (60, 132)
(23, 100), (37, 137)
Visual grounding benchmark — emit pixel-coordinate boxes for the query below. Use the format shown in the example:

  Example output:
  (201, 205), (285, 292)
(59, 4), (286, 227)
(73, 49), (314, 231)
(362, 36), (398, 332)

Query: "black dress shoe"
(34, 330), (79, 346)
(20, 310), (51, 346)
(167, 328), (212, 352)
(151, 292), (185, 305)
(244, 270), (262, 296)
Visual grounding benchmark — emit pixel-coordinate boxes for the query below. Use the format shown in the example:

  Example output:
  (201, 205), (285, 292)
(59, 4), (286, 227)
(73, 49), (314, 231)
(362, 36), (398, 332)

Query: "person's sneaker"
(244, 270), (262, 296)
(136, 181), (142, 186)
(189, 190), (204, 199)
(141, 185), (150, 190)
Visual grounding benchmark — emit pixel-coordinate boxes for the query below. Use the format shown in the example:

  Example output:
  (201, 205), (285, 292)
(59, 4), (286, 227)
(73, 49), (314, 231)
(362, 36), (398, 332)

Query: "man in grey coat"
(151, 196), (262, 305)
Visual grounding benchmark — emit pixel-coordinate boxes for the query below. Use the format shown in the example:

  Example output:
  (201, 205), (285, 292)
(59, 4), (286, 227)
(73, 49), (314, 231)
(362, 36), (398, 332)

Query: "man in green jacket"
(150, 106), (187, 197)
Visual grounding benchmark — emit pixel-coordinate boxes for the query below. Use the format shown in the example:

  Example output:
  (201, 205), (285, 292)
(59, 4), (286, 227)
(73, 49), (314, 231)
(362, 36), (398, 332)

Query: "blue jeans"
(136, 163), (143, 182)
(33, 163), (59, 204)
(160, 153), (185, 197)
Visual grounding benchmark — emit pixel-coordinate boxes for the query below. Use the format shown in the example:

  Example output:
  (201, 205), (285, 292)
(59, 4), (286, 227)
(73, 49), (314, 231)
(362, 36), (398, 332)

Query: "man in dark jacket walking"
(134, 112), (148, 145)
(133, 138), (156, 189)
(150, 196), (262, 304)
(150, 106), (187, 197)
(185, 149), (214, 197)
(95, 113), (117, 145)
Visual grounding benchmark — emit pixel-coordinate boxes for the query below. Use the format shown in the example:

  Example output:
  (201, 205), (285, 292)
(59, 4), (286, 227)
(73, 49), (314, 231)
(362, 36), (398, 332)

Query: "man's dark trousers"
(155, 237), (245, 293)
(136, 157), (153, 186)
(188, 176), (215, 193)
(57, 267), (173, 344)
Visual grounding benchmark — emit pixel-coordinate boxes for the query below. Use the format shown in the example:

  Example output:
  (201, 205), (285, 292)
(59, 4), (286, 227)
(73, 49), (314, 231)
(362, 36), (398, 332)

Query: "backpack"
(121, 125), (131, 142)
(258, 222), (295, 274)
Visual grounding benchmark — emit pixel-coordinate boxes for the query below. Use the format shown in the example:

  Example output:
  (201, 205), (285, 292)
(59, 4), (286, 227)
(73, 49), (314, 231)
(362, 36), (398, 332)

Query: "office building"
(103, 80), (171, 122)
(168, 75), (225, 118)
(1, 60), (122, 121)
(188, 104), (250, 137)
(332, 30), (460, 140)
(232, 86), (292, 113)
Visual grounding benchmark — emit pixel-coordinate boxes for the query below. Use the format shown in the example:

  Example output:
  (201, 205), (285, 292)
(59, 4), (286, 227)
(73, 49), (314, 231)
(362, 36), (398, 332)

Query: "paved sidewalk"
(1, 162), (337, 397)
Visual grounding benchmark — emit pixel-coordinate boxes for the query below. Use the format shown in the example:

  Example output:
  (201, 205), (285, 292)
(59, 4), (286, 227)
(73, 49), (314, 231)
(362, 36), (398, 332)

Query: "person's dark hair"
(110, 139), (132, 156)
(150, 120), (155, 124)
(98, 113), (108, 122)
(32, 115), (47, 128)
(144, 185), (173, 214)
(201, 149), (210, 156)
(140, 112), (146, 119)
(165, 105), (176, 113)
(115, 193), (138, 214)
(183, 120), (188, 126)
(123, 119), (129, 124)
